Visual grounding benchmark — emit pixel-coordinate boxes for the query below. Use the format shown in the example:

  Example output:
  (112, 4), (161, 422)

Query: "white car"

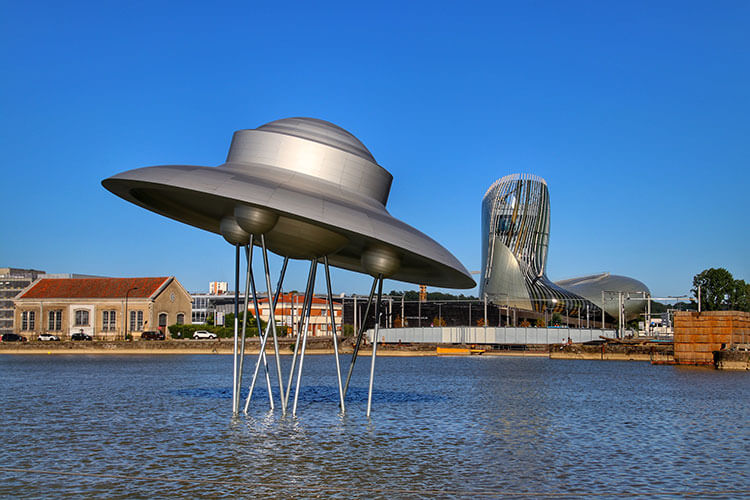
(38, 333), (60, 341)
(193, 330), (217, 340)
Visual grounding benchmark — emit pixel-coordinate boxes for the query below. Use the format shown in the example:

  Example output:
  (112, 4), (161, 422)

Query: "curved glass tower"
(480, 173), (650, 321)
(480, 173), (587, 314)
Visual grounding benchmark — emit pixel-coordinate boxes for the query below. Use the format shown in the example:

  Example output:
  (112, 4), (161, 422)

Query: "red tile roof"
(17, 277), (171, 300)
(256, 293), (339, 305)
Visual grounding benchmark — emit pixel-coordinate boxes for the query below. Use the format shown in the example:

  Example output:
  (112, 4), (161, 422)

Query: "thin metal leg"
(232, 244), (240, 415)
(343, 276), (378, 399)
(284, 259), (316, 411)
(244, 239), (273, 410)
(292, 260), (317, 416)
(324, 256), (345, 413)
(261, 235), (286, 415)
(235, 241), (253, 414)
(366, 275), (384, 418)
(244, 256), (288, 413)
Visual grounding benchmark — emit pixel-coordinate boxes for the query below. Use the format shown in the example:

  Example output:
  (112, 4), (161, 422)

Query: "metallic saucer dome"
(102, 117), (475, 289)
(257, 117), (375, 163)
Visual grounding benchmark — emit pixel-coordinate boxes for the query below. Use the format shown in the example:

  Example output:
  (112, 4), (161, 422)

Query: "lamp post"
(550, 298), (558, 326)
(124, 286), (138, 341)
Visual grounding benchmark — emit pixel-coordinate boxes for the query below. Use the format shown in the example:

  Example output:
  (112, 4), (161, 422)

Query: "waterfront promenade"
(0, 338), (675, 362)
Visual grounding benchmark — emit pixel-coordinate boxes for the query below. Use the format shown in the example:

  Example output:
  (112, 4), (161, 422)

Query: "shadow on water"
(170, 385), (445, 404)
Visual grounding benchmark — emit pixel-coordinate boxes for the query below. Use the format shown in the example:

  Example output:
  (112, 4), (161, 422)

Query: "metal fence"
(368, 326), (617, 345)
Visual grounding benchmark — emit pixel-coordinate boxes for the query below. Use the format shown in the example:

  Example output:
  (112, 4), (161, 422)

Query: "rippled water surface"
(1, 354), (748, 498)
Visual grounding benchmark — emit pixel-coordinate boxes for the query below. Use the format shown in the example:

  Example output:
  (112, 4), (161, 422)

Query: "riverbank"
(0, 338), (669, 360)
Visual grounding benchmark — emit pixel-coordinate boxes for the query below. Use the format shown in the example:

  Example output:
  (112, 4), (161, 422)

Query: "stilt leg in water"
(366, 275), (383, 417)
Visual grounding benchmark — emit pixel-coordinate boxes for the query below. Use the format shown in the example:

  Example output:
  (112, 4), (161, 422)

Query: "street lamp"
(550, 298), (558, 326)
(124, 286), (138, 341)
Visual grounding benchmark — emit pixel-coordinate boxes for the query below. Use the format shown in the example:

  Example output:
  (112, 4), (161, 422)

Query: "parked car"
(141, 330), (165, 340)
(38, 333), (60, 341)
(71, 332), (92, 341)
(193, 330), (217, 340)
(1, 333), (27, 342)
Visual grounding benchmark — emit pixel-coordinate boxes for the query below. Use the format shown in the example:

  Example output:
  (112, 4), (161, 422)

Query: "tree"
(692, 268), (737, 311)
(551, 312), (563, 326)
(224, 312), (265, 335)
(728, 279), (750, 312)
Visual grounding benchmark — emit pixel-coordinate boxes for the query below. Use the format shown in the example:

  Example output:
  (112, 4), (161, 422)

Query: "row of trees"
(387, 290), (479, 301)
(168, 312), (267, 339)
(692, 268), (750, 312)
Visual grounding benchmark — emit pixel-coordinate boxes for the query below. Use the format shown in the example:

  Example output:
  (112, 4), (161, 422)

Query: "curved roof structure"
(555, 273), (649, 319)
(480, 173), (649, 320)
(102, 117), (475, 289)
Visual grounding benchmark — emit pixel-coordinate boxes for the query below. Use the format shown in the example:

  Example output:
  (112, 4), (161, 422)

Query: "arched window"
(48, 310), (62, 331)
(102, 310), (116, 331)
(176, 313), (185, 325)
(74, 310), (89, 327)
(129, 310), (144, 331)
(21, 311), (36, 331)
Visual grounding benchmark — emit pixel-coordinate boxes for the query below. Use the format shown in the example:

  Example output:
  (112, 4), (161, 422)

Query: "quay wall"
(674, 311), (750, 365)
(369, 326), (617, 345)
(713, 350), (750, 371)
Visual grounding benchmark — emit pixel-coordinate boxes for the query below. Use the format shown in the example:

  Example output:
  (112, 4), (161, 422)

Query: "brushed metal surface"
(103, 117), (475, 289)
(555, 273), (649, 320)
(480, 173), (649, 320)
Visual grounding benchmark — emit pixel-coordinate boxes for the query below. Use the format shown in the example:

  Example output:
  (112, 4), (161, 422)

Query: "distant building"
(252, 293), (342, 337)
(209, 281), (228, 295)
(0, 268), (46, 336)
(13, 276), (191, 340)
(190, 292), (238, 324)
(188, 290), (342, 335)
(1, 268), (109, 335)
(480, 173), (649, 322)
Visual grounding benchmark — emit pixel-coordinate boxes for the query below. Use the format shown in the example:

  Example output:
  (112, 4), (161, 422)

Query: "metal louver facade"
(480, 174), (593, 315)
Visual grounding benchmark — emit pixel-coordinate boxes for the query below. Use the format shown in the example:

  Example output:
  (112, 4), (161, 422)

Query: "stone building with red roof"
(13, 277), (191, 340)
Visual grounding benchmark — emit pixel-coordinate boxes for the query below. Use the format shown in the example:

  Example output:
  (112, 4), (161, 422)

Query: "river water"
(1, 354), (747, 498)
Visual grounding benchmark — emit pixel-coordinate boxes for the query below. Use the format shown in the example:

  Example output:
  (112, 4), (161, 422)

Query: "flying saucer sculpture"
(103, 117), (474, 416)
(103, 117), (474, 289)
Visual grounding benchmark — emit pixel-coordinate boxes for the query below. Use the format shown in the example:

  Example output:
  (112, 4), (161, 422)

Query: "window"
(176, 313), (184, 325)
(74, 310), (89, 327)
(48, 310), (62, 331)
(129, 310), (144, 331)
(21, 311), (35, 331)
(102, 310), (116, 331)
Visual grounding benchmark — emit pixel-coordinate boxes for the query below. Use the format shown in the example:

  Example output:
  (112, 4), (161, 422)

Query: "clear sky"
(1, 1), (748, 298)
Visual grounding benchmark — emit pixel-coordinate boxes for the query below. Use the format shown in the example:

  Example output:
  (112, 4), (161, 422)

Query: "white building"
(209, 281), (228, 295)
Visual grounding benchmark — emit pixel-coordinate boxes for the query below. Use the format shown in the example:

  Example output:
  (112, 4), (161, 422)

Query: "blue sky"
(1, 1), (748, 298)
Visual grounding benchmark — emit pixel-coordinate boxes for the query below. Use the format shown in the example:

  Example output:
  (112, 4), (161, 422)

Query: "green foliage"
(551, 312), (563, 326)
(649, 301), (669, 314)
(341, 324), (355, 337)
(167, 311), (267, 339)
(728, 279), (750, 312)
(692, 268), (748, 311)
(387, 290), (479, 301)
(223, 312), (266, 333)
